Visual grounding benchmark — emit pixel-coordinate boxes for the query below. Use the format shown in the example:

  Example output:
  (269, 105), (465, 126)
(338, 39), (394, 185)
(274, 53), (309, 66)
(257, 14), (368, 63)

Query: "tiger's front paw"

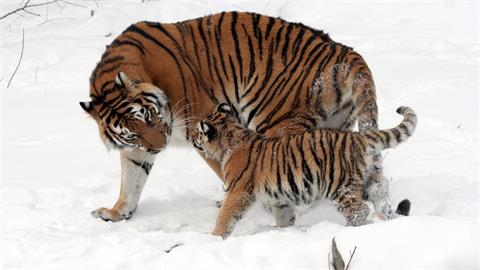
(91, 207), (133, 222)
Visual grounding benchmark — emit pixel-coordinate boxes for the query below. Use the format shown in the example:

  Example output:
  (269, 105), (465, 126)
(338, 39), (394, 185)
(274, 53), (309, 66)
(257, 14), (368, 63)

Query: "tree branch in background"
(0, 0), (60, 20)
(7, 28), (25, 88)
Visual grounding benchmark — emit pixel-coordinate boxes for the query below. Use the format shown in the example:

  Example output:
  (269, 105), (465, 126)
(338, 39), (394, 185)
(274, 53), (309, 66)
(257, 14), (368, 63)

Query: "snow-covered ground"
(1, 1), (479, 269)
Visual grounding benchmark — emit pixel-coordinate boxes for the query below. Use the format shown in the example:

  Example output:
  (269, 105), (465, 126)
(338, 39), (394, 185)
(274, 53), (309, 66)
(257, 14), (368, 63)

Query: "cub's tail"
(395, 199), (411, 216)
(363, 106), (417, 152)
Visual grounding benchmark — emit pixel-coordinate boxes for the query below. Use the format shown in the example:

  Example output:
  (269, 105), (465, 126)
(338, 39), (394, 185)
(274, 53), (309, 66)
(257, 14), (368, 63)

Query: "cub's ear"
(216, 103), (232, 114)
(201, 122), (217, 140)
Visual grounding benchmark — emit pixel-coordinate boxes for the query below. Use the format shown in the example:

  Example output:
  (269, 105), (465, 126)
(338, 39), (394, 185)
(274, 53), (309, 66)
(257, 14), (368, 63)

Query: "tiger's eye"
(125, 134), (137, 140)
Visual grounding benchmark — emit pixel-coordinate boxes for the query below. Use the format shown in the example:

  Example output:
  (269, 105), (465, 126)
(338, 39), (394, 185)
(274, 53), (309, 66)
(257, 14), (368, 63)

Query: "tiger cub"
(193, 103), (416, 238)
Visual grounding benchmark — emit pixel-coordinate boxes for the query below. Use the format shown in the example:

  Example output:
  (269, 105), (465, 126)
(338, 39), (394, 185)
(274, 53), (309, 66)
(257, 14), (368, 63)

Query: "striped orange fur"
(80, 11), (383, 223)
(193, 104), (416, 238)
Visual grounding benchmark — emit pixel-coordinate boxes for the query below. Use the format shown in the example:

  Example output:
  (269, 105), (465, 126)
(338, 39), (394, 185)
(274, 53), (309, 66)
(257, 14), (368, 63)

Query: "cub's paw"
(211, 229), (229, 239)
(91, 207), (133, 222)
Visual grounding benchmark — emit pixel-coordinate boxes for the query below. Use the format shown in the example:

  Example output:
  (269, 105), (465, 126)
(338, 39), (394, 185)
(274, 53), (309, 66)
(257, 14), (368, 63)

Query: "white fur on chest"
(167, 117), (189, 147)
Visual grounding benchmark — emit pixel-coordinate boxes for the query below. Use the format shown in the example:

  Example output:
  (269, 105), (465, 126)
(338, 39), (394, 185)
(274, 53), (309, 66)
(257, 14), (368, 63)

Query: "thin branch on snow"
(0, 0), (86, 21)
(38, 17), (76, 26)
(345, 246), (358, 270)
(61, 0), (87, 9)
(164, 243), (184, 253)
(22, 8), (40, 17)
(0, 0), (59, 20)
(7, 29), (25, 89)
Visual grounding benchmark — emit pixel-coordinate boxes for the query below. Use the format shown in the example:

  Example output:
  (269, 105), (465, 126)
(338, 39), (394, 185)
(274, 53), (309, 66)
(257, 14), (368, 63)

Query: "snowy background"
(1, 0), (479, 269)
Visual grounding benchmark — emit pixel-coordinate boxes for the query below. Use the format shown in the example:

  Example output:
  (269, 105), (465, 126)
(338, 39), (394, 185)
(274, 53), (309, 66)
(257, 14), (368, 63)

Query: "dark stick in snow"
(345, 246), (358, 270)
(330, 237), (357, 270)
(164, 243), (184, 253)
(7, 28), (25, 88)
(331, 238), (345, 270)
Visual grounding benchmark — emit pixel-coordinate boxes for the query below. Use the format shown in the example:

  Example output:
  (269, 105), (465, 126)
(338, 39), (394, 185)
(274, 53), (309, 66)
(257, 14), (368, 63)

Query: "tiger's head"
(193, 103), (249, 161)
(80, 72), (171, 153)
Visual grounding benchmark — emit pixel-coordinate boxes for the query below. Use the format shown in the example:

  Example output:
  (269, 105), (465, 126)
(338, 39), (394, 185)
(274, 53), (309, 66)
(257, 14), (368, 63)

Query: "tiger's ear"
(216, 103), (233, 114)
(115, 72), (134, 96)
(201, 122), (217, 140)
(79, 101), (98, 119)
(80, 101), (93, 113)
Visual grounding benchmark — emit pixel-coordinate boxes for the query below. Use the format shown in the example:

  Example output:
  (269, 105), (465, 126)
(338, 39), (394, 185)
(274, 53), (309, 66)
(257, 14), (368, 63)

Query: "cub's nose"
(193, 139), (203, 151)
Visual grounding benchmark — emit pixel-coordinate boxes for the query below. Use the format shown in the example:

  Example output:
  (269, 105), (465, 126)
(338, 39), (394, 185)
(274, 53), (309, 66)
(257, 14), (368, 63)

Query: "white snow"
(1, 0), (479, 269)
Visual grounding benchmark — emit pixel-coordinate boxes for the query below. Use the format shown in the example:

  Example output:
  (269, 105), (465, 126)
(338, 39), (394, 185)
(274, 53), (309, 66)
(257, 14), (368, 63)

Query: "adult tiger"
(80, 11), (385, 225)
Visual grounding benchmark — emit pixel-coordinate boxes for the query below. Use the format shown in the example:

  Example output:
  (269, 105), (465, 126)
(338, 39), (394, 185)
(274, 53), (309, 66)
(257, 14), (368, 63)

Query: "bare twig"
(0, 0), (59, 20)
(38, 17), (75, 26)
(22, 9), (40, 17)
(345, 246), (358, 270)
(7, 29), (25, 88)
(331, 238), (345, 270)
(61, 0), (87, 8)
(164, 243), (183, 253)
(0, 0), (32, 20)
(44, 0), (49, 23)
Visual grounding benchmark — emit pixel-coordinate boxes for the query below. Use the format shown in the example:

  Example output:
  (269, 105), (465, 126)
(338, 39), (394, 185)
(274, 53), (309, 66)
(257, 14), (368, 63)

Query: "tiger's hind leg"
(336, 198), (370, 226)
(366, 177), (411, 219)
(341, 56), (394, 221)
(366, 178), (395, 220)
(334, 181), (370, 226)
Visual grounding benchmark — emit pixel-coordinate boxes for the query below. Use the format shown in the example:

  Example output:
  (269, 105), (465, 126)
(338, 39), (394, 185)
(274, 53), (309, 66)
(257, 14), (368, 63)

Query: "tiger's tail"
(363, 106), (417, 152)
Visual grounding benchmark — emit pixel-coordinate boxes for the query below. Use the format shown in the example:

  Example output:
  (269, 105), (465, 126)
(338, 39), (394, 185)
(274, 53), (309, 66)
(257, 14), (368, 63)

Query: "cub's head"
(193, 103), (240, 160)
(80, 72), (171, 153)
